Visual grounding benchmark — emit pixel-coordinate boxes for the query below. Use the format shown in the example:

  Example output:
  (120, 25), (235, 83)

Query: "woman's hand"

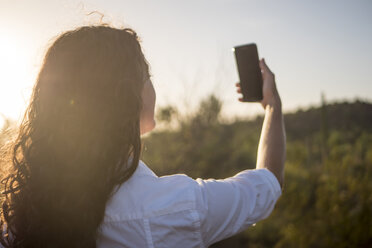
(235, 58), (281, 110)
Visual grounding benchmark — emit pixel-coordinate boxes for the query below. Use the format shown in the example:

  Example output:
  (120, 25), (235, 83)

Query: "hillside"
(284, 100), (372, 140)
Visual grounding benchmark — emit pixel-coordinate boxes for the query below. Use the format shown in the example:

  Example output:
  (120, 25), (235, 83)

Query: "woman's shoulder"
(103, 160), (200, 222)
(136, 160), (199, 189)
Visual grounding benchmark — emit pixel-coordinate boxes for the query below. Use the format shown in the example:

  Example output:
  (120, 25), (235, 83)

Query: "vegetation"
(1, 96), (371, 247)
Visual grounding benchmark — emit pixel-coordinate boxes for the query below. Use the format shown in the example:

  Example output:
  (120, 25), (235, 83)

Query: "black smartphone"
(233, 43), (263, 102)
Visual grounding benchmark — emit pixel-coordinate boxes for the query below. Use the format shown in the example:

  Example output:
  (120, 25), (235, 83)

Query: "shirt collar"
(135, 160), (158, 178)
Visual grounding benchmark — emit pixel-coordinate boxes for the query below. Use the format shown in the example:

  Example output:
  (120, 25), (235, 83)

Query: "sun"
(0, 33), (36, 125)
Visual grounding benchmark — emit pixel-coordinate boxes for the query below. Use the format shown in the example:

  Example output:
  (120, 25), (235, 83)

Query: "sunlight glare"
(0, 34), (35, 122)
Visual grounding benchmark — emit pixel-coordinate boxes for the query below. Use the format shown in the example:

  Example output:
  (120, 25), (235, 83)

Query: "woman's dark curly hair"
(0, 24), (151, 247)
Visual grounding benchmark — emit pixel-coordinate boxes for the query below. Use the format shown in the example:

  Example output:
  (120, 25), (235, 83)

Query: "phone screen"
(233, 43), (263, 102)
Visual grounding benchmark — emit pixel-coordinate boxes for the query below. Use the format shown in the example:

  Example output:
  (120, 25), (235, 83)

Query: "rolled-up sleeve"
(194, 168), (282, 246)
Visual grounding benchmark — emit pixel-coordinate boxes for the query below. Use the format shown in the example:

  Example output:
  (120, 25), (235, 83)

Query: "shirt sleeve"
(194, 168), (282, 246)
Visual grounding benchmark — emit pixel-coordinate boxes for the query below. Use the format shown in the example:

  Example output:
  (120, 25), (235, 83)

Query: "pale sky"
(0, 0), (371, 127)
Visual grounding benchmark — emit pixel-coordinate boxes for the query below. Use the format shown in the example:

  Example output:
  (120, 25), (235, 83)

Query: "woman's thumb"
(260, 58), (272, 74)
(259, 58), (266, 70)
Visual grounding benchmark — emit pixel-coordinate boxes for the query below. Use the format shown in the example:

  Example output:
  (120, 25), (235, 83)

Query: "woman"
(0, 25), (285, 247)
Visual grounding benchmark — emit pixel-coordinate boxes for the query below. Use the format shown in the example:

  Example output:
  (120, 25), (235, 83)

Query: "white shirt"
(96, 160), (282, 248)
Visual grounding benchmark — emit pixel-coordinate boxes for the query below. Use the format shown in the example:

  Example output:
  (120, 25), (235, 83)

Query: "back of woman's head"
(0, 25), (151, 247)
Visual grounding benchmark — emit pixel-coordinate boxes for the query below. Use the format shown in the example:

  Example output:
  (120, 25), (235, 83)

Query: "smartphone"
(233, 43), (263, 102)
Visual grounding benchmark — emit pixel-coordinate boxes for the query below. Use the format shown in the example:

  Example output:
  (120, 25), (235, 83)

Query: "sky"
(0, 0), (371, 127)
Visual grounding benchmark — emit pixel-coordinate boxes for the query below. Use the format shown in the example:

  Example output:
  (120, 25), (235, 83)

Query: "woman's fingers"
(235, 82), (242, 99)
(235, 82), (242, 93)
(235, 82), (241, 90)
